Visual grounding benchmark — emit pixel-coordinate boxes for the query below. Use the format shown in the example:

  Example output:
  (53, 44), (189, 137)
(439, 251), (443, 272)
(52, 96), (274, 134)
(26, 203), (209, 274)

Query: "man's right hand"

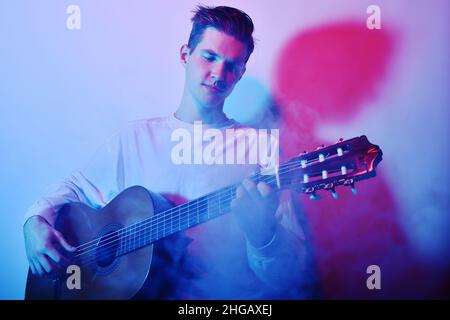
(23, 215), (76, 276)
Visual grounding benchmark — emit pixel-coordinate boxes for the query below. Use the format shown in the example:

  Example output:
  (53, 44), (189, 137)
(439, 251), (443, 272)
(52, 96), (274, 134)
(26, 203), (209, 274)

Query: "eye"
(202, 53), (216, 62)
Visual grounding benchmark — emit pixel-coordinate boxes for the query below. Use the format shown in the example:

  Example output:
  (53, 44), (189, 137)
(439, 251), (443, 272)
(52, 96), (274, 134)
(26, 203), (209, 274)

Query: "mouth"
(202, 84), (225, 94)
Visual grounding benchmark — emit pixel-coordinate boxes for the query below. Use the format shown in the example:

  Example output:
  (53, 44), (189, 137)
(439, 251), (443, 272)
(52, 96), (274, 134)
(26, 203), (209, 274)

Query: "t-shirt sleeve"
(23, 129), (126, 226)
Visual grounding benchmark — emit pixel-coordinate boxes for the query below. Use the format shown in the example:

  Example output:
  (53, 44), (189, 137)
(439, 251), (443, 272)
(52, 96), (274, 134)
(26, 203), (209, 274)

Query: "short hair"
(188, 5), (255, 62)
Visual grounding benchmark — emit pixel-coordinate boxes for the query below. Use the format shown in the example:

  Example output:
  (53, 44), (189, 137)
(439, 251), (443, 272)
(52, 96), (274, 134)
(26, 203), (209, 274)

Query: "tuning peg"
(344, 179), (358, 195)
(350, 184), (357, 195)
(331, 188), (338, 199)
(324, 183), (338, 200)
(309, 191), (322, 200)
(337, 138), (344, 143)
(343, 179), (357, 195)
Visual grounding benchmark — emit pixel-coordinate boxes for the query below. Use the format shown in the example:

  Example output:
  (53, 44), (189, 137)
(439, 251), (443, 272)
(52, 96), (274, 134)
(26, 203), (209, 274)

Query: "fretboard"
(116, 183), (239, 256)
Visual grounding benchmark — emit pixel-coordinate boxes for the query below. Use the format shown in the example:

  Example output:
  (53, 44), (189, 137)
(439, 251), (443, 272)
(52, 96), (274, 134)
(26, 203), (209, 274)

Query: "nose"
(210, 61), (226, 84)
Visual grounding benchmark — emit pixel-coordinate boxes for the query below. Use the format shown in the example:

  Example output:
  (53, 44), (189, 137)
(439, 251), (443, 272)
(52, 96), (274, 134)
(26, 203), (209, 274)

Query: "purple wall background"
(0, 0), (448, 299)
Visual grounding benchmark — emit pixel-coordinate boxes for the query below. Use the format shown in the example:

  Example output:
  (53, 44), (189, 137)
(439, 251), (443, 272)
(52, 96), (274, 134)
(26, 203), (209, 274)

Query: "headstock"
(274, 136), (383, 200)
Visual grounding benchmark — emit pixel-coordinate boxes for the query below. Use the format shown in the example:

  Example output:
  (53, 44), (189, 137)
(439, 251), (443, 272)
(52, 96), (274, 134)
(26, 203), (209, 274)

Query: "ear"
(180, 44), (190, 67)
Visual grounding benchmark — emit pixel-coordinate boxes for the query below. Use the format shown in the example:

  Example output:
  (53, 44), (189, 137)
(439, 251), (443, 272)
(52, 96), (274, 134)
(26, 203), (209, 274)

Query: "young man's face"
(181, 27), (248, 109)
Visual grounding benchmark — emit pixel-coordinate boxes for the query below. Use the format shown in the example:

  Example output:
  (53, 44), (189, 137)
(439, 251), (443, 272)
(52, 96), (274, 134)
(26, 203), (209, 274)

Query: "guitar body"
(25, 186), (171, 300)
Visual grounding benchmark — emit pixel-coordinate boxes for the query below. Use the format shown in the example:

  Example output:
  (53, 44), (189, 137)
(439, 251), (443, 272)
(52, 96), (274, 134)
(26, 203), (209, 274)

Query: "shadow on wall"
(271, 21), (449, 299)
(225, 77), (281, 129)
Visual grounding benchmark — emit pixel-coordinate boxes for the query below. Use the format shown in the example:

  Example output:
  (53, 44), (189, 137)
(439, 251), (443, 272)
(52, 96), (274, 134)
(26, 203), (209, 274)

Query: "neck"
(175, 86), (229, 125)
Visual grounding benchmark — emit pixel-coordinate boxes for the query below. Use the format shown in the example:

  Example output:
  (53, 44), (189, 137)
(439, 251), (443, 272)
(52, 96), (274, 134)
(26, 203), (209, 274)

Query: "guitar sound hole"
(96, 231), (119, 268)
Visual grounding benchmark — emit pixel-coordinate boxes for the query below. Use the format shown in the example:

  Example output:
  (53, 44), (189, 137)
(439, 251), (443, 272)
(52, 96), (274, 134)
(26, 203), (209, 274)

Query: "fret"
(206, 196), (210, 220)
(123, 228), (126, 255)
(213, 193), (217, 218)
(178, 206), (181, 231)
(144, 224), (147, 246)
(160, 214), (163, 239)
(208, 194), (213, 218)
(137, 225), (140, 249)
(153, 218), (156, 242)
(152, 215), (156, 243)
(131, 227), (134, 252)
(183, 205), (188, 230)
(205, 190), (221, 220)
(155, 213), (159, 241)
(160, 214), (163, 238)
(140, 224), (144, 249)
(126, 227), (129, 254)
(129, 227), (132, 252)
(166, 213), (169, 237)
(134, 226), (138, 250)
(146, 220), (150, 244)
(196, 199), (200, 224)
(119, 231), (123, 256)
(133, 227), (137, 252)
(217, 192), (222, 214)
(187, 203), (190, 228)
(163, 216), (166, 238)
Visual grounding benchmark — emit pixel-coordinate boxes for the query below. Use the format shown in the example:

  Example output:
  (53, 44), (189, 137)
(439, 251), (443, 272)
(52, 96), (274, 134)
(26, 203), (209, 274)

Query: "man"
(23, 5), (318, 299)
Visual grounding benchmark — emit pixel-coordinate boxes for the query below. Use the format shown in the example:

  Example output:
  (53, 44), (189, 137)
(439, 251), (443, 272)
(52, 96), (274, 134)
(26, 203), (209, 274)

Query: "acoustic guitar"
(25, 135), (382, 299)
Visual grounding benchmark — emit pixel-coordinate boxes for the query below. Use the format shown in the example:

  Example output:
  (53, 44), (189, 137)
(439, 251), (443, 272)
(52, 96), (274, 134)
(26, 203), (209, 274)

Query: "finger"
(44, 247), (66, 265)
(231, 185), (243, 209)
(242, 178), (261, 202)
(32, 258), (45, 276)
(230, 197), (236, 209)
(37, 255), (52, 273)
(29, 261), (36, 275)
(55, 232), (76, 252)
(257, 181), (273, 198)
(236, 185), (246, 199)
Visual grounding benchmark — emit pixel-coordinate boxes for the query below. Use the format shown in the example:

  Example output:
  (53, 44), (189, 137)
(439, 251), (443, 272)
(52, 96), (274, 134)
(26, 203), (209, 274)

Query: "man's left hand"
(231, 178), (279, 247)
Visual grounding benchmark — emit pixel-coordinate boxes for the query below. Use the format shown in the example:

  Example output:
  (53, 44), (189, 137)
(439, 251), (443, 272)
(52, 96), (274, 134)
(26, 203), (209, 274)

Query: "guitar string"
(76, 163), (355, 270)
(71, 154), (324, 254)
(72, 161), (357, 269)
(71, 157), (309, 255)
(72, 167), (334, 269)
(75, 187), (235, 267)
(72, 154), (348, 262)
(75, 184), (254, 269)
(76, 189), (237, 269)
(74, 181), (251, 265)
(71, 157), (350, 268)
(74, 185), (235, 254)
(72, 170), (285, 267)
(71, 168), (282, 249)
